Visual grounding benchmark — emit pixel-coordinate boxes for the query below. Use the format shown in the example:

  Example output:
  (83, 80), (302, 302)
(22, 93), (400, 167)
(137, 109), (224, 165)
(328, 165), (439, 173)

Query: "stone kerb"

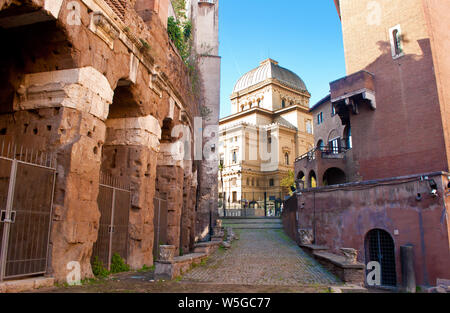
(154, 243), (212, 280)
(312, 251), (365, 285)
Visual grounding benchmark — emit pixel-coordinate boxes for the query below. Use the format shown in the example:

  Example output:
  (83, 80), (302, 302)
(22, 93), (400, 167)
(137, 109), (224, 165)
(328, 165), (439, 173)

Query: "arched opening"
(323, 167), (346, 186)
(392, 29), (402, 55)
(317, 139), (325, 151)
(285, 152), (289, 165)
(344, 125), (352, 149)
(308, 170), (317, 188)
(327, 129), (341, 154)
(282, 99), (286, 108)
(108, 83), (144, 118)
(296, 171), (306, 190)
(161, 118), (174, 143)
(365, 229), (397, 287)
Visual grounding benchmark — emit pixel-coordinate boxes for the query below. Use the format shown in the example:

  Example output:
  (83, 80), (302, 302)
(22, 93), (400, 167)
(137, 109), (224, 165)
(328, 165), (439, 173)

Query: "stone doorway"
(365, 229), (397, 287)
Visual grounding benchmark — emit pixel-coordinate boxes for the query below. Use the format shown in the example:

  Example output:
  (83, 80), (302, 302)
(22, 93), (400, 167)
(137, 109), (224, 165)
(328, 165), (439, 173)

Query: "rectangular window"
(269, 179), (274, 187)
(317, 112), (323, 125)
(232, 191), (237, 202)
(329, 138), (340, 154)
(331, 104), (336, 116)
(306, 120), (313, 134)
(389, 24), (404, 59)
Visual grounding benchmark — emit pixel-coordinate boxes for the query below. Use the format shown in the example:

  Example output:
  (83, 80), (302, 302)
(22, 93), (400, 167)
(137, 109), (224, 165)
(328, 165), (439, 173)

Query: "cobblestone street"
(182, 229), (341, 286)
(35, 228), (342, 293)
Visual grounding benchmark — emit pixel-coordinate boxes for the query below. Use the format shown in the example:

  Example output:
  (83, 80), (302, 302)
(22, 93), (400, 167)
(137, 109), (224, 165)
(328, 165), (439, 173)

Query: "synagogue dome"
(232, 59), (308, 94)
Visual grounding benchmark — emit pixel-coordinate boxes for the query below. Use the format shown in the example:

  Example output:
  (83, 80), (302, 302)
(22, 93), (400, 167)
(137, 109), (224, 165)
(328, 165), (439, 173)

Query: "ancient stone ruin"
(0, 0), (220, 283)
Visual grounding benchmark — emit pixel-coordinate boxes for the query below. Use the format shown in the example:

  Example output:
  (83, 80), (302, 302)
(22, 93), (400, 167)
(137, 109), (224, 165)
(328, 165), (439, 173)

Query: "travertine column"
(181, 161), (197, 254)
(156, 141), (185, 255)
(102, 115), (161, 269)
(12, 67), (113, 282)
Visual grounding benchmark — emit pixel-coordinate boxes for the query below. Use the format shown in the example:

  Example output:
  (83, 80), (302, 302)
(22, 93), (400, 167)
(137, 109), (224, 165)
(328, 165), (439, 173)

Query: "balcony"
(330, 70), (376, 125)
(296, 145), (349, 163)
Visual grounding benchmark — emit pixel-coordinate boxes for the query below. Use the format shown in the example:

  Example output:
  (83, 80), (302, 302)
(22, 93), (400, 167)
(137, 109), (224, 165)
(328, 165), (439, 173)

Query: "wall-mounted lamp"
(428, 179), (438, 197)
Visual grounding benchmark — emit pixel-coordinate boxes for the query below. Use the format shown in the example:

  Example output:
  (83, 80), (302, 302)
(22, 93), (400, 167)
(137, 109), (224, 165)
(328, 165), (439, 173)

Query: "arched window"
(393, 29), (401, 55)
(285, 152), (289, 165)
(317, 140), (325, 151)
(232, 151), (237, 164)
(390, 25), (403, 58)
(282, 99), (286, 108)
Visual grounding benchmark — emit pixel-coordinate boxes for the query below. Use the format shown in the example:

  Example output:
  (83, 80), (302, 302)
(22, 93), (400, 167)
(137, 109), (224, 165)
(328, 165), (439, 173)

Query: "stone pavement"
(182, 228), (341, 286)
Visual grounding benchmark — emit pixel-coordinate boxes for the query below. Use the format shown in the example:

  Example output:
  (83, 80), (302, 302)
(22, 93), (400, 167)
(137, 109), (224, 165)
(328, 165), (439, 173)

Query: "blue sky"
(218, 0), (346, 118)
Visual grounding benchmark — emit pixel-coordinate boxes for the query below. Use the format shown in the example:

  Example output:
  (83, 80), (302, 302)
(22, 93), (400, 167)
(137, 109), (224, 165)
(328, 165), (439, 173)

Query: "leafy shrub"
(167, 16), (192, 62)
(92, 256), (110, 278)
(110, 253), (130, 274)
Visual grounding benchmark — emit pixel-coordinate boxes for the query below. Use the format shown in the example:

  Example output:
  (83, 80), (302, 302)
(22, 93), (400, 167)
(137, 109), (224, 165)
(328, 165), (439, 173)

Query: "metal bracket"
(0, 210), (16, 223)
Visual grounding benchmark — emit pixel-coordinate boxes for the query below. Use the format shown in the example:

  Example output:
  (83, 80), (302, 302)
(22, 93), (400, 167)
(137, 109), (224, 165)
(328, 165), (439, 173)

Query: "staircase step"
(222, 219), (282, 225)
(222, 223), (283, 229)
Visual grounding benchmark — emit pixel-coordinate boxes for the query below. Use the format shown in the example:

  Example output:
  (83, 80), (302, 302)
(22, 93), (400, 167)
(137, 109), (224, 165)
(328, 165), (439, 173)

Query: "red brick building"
(286, 0), (450, 289)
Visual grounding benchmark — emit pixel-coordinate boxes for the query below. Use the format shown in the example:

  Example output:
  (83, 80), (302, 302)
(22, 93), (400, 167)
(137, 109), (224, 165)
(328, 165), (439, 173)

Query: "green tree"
(281, 170), (296, 195)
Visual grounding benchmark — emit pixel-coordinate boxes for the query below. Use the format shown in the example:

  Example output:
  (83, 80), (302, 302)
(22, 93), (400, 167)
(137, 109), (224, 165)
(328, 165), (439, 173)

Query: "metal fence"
(0, 141), (56, 282)
(153, 192), (168, 259)
(218, 191), (287, 218)
(91, 173), (131, 271)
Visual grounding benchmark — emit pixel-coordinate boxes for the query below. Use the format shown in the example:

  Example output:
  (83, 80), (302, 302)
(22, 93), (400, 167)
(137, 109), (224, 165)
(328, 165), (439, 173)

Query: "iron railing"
(295, 144), (350, 163)
(91, 173), (131, 271)
(0, 141), (56, 282)
(218, 191), (286, 218)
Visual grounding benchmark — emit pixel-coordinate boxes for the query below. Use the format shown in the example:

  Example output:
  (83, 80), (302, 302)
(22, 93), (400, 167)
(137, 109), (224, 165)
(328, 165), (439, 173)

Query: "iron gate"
(91, 173), (131, 270)
(0, 142), (56, 282)
(153, 191), (168, 259)
(366, 229), (397, 286)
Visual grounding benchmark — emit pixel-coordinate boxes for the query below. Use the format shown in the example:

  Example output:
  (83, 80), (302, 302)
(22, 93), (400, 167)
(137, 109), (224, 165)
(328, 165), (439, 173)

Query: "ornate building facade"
(218, 59), (314, 214)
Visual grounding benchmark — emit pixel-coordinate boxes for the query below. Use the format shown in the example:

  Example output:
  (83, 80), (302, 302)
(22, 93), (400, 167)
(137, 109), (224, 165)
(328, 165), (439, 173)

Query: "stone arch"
(308, 170), (317, 188)
(317, 139), (325, 150)
(323, 167), (346, 186)
(296, 171), (306, 190)
(0, 3), (123, 280)
(364, 229), (397, 287)
(101, 81), (161, 269)
(327, 129), (340, 142)
(0, 15), (76, 115)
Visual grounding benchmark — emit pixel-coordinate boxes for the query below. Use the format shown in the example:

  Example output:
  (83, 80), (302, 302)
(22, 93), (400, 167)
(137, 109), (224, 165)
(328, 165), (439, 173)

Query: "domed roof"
(233, 59), (308, 94)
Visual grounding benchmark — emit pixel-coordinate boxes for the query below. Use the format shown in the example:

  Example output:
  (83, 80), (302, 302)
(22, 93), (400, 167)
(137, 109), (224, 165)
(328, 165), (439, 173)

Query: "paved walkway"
(182, 229), (341, 286)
